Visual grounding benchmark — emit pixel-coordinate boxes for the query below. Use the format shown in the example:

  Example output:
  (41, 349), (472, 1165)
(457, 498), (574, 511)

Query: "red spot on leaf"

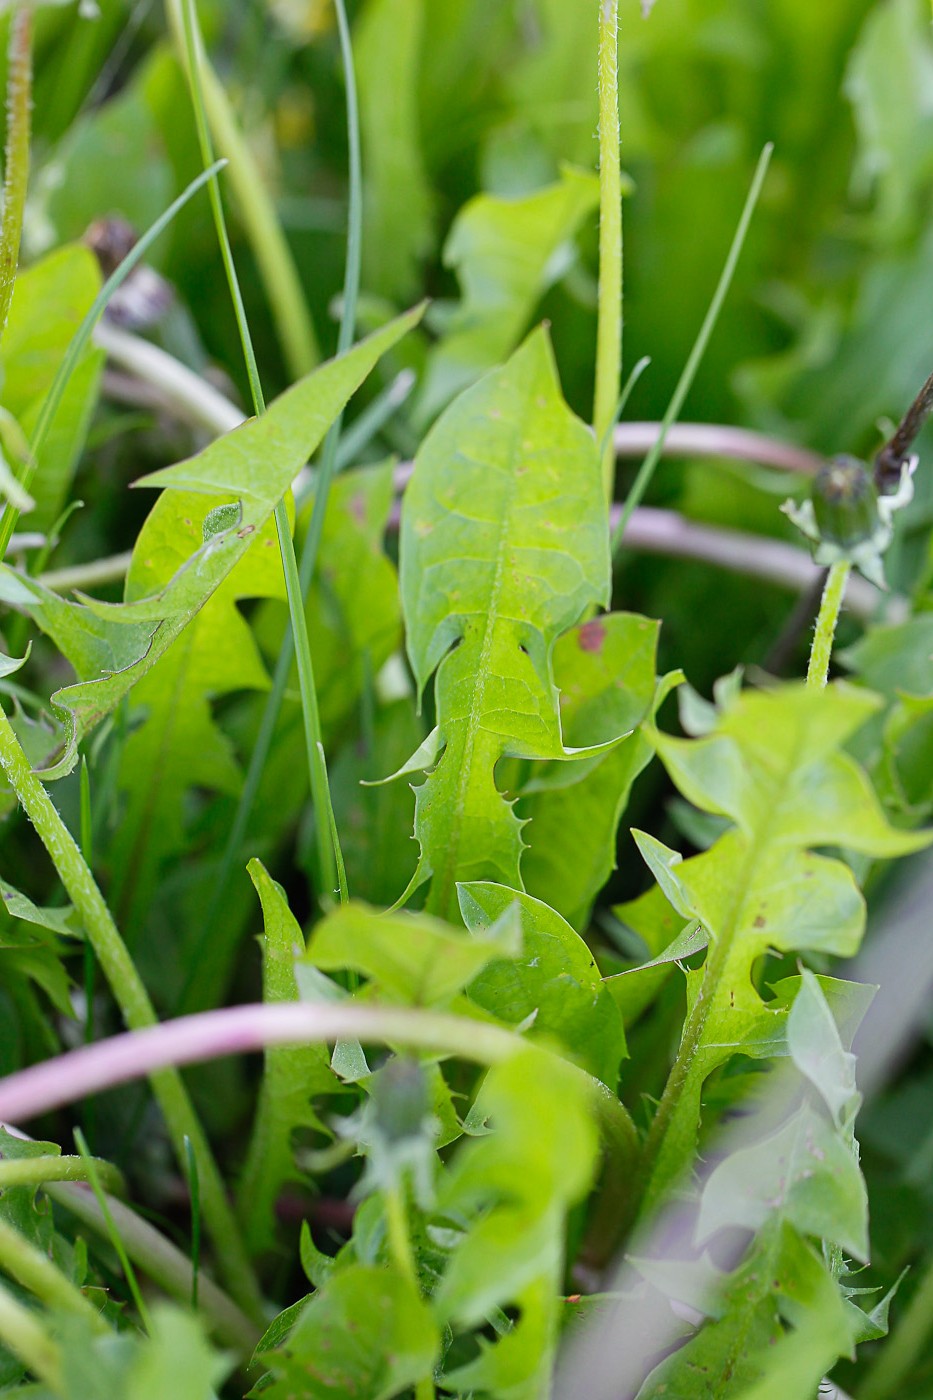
(578, 620), (605, 653)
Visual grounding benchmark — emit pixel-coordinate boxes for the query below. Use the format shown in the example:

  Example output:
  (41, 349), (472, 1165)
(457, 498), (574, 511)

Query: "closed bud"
(372, 1057), (430, 1147)
(812, 455), (880, 550)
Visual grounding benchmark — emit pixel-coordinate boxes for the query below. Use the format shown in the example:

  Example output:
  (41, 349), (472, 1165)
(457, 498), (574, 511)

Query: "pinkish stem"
(0, 1004), (521, 1123)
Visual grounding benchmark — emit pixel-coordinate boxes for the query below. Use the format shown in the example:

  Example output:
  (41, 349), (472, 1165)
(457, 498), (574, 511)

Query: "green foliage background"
(2, 1), (933, 1397)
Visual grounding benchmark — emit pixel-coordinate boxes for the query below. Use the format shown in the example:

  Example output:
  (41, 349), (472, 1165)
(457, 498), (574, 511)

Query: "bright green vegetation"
(0, 2), (932, 1398)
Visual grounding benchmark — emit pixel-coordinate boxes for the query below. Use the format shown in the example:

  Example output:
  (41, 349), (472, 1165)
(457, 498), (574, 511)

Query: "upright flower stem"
(0, 705), (264, 1324)
(806, 561), (850, 689)
(384, 1185), (435, 1400)
(594, 0), (623, 505)
(0, 6), (31, 345)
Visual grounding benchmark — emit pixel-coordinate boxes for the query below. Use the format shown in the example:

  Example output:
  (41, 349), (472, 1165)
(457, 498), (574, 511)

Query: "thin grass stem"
(177, 0), (364, 1007)
(178, 0), (343, 906)
(611, 143), (773, 555)
(74, 1128), (151, 1334)
(43, 1177), (257, 1352)
(165, 0), (320, 376)
(0, 161), (226, 557)
(79, 751), (97, 1177)
(183, 1136), (201, 1311)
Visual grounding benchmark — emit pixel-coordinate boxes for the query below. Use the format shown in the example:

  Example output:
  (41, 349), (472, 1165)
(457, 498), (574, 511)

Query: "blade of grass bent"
(178, 0), (344, 905)
(177, 0), (364, 1012)
(611, 143), (773, 556)
(0, 160), (226, 558)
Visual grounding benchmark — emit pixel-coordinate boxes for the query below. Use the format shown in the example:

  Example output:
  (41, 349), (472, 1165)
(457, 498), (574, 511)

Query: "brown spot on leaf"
(754, 915), (766, 929)
(578, 620), (606, 653)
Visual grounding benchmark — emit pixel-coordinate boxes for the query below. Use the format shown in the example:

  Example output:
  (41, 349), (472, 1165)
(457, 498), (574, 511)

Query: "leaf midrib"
(430, 387), (530, 919)
(640, 722), (809, 1214)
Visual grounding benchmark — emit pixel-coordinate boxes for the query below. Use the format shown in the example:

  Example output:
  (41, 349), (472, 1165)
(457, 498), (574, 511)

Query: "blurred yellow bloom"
(270, 0), (333, 42)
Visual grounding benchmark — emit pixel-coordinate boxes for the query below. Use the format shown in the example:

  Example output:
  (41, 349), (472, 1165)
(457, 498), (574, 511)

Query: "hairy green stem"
(0, 1217), (108, 1333)
(384, 1185), (435, 1400)
(0, 1154), (122, 1194)
(0, 1279), (61, 1392)
(0, 704), (264, 1322)
(806, 561), (849, 689)
(0, 7), (31, 346)
(177, 0), (344, 904)
(594, 0), (622, 505)
(165, 0), (319, 377)
(384, 1183), (418, 1289)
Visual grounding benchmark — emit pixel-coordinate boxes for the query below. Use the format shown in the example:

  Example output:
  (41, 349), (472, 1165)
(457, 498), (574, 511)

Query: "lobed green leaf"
(397, 325), (612, 920)
(6, 307), (422, 776)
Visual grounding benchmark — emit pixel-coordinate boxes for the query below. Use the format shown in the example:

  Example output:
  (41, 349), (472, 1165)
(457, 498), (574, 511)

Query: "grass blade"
(177, 0), (345, 905)
(164, 0), (320, 375)
(611, 143), (773, 555)
(178, 0), (365, 1010)
(74, 1127), (152, 1334)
